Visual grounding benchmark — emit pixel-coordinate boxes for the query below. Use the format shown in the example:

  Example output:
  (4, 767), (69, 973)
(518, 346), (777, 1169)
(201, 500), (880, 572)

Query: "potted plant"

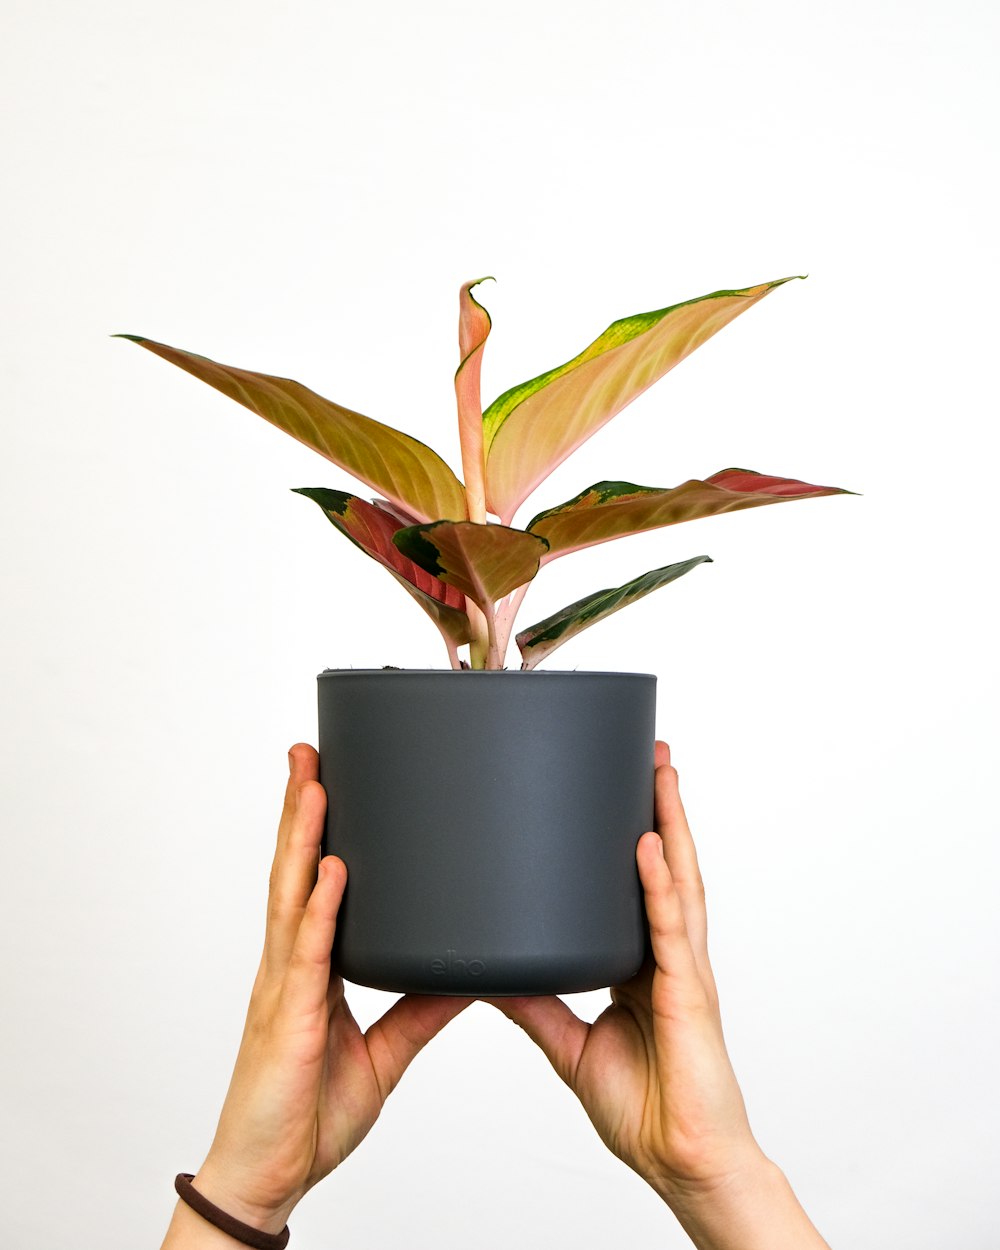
(119, 275), (850, 996)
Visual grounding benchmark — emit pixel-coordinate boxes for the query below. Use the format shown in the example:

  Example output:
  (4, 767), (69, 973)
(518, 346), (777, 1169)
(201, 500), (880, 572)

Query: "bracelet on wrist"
(174, 1173), (290, 1249)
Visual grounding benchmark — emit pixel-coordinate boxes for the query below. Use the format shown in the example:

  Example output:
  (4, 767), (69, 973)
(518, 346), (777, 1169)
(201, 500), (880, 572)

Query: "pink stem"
(494, 581), (531, 666)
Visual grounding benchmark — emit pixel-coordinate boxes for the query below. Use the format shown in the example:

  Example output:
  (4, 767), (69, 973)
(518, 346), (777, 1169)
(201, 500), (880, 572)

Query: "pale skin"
(161, 742), (830, 1250)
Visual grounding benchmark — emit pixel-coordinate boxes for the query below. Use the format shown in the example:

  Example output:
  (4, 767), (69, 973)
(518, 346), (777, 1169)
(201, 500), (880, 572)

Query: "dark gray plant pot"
(316, 669), (656, 996)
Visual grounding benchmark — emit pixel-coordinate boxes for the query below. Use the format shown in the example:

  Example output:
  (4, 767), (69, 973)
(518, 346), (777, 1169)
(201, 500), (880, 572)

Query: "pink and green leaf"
(393, 520), (549, 617)
(117, 335), (467, 523)
(483, 277), (802, 524)
(516, 555), (712, 670)
(455, 278), (493, 523)
(528, 469), (854, 558)
(293, 487), (472, 650)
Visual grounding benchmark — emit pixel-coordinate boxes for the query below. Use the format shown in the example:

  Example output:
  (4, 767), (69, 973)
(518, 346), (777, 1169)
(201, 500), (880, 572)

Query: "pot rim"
(317, 668), (656, 679)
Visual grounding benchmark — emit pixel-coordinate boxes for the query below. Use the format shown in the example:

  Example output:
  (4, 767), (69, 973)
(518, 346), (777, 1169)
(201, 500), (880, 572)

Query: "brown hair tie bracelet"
(174, 1173), (290, 1249)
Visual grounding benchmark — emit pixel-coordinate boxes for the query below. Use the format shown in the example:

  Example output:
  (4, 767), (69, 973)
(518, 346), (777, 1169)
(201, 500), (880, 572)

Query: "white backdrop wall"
(1, 1), (997, 1246)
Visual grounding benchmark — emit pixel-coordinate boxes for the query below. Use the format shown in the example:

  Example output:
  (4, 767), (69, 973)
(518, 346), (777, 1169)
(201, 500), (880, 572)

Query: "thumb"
(486, 995), (589, 1090)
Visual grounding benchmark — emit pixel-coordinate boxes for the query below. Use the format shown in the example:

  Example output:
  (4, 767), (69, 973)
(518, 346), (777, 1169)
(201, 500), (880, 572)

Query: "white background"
(1, 1), (998, 1246)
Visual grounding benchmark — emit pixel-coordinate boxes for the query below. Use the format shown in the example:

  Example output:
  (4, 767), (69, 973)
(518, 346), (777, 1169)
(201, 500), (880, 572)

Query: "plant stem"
(494, 581), (531, 665)
(466, 599), (491, 668)
(485, 606), (500, 670)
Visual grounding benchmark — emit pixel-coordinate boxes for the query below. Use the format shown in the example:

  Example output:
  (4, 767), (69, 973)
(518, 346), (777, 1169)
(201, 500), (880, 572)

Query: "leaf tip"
(461, 275), (496, 303)
(291, 486), (352, 516)
(111, 333), (146, 343)
(768, 274), (808, 290)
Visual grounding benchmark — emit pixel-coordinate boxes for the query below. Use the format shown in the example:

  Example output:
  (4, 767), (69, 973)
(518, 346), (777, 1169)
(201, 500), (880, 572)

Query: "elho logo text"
(431, 950), (486, 976)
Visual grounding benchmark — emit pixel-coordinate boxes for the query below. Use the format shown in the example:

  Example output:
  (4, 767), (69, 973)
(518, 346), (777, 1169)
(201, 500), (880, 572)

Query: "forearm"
(659, 1154), (831, 1250)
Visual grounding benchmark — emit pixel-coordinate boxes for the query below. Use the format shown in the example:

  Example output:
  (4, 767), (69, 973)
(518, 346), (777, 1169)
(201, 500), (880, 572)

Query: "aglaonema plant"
(118, 276), (851, 670)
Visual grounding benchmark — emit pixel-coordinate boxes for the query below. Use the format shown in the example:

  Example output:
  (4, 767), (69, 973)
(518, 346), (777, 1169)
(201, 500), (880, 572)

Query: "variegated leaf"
(117, 335), (467, 523)
(483, 278), (802, 524)
(516, 555), (712, 669)
(393, 520), (549, 617)
(292, 487), (472, 649)
(528, 469), (853, 558)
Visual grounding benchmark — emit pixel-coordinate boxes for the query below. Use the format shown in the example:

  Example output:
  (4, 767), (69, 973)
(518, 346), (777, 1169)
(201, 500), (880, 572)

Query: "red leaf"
(293, 488), (471, 649)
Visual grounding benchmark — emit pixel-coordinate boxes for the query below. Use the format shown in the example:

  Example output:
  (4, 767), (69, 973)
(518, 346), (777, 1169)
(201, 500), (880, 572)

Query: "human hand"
(489, 742), (829, 1250)
(166, 744), (473, 1242)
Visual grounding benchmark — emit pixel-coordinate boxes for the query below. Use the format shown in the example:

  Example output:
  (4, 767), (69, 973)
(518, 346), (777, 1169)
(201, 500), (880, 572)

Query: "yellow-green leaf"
(117, 335), (467, 523)
(483, 278), (802, 524)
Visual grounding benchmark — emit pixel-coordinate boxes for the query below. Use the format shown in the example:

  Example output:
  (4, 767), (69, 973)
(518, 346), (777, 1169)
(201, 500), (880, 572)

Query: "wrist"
(164, 1196), (270, 1250)
(642, 1136), (769, 1210)
(189, 1161), (297, 1237)
(655, 1152), (830, 1250)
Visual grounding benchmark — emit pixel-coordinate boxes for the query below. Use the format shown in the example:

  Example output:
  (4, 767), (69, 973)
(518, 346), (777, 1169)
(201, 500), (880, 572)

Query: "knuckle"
(289, 942), (324, 974)
(649, 908), (685, 942)
(294, 779), (326, 813)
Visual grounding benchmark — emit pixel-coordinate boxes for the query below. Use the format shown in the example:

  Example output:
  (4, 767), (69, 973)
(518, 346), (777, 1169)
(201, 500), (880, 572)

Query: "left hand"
(486, 741), (764, 1203)
(188, 743), (473, 1235)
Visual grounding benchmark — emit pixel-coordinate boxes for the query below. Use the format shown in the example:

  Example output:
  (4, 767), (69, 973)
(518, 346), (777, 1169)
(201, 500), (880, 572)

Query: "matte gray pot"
(317, 669), (656, 996)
